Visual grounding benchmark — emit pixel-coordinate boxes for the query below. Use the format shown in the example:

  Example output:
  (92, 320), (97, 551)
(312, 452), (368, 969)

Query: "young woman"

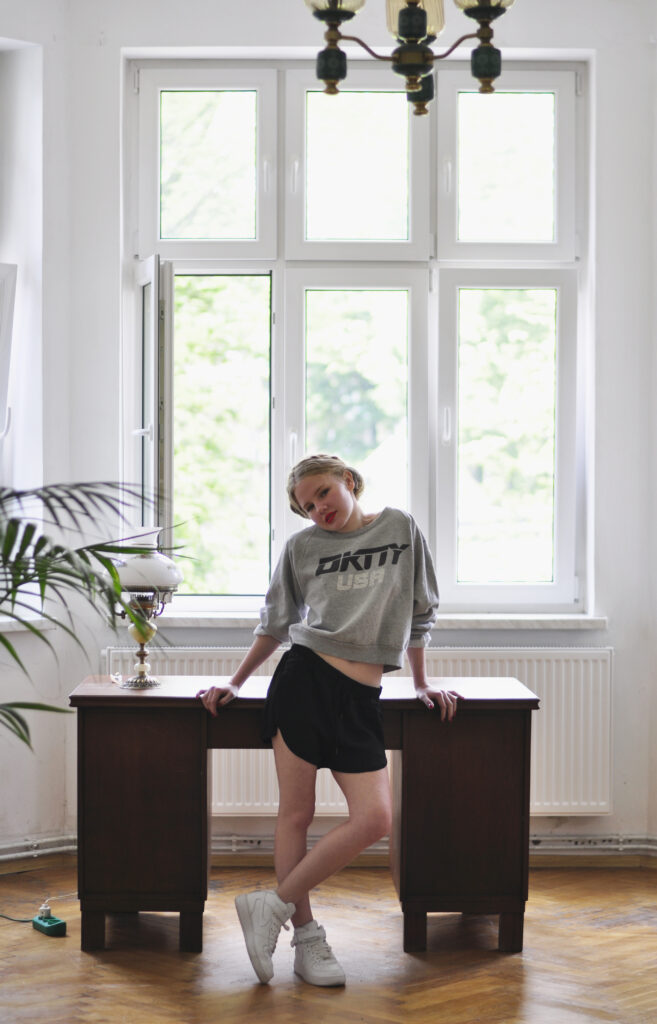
(197, 454), (459, 987)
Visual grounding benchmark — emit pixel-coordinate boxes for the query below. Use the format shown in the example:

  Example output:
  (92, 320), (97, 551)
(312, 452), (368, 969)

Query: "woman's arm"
(196, 634), (281, 716)
(406, 646), (460, 721)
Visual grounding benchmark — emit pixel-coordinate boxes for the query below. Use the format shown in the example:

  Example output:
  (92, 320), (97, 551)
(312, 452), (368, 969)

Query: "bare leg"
(273, 732), (392, 910)
(272, 731), (318, 928)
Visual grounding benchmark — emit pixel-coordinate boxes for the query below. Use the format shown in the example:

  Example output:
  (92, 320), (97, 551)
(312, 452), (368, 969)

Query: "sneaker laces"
(265, 916), (290, 957)
(306, 937), (336, 965)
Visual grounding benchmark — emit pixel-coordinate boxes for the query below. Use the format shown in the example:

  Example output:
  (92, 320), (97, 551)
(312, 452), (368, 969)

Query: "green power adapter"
(32, 904), (66, 937)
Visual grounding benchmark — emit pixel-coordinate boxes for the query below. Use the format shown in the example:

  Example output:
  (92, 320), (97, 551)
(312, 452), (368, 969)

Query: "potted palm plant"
(0, 482), (157, 748)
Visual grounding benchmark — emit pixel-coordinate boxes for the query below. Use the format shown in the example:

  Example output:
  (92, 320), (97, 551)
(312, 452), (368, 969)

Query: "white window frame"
(124, 58), (587, 613)
(0, 263), (17, 442)
(436, 67), (577, 262)
(436, 267), (579, 611)
(120, 254), (161, 535)
(284, 68), (431, 261)
(137, 66), (278, 260)
(135, 254), (160, 529)
(154, 258), (275, 585)
(279, 265), (433, 563)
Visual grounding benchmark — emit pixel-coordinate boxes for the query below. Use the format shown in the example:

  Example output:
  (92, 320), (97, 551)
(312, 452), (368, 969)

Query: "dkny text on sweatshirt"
(255, 507), (439, 672)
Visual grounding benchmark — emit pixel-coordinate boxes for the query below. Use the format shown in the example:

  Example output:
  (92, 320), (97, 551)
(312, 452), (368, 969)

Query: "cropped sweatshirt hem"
(286, 631), (411, 674)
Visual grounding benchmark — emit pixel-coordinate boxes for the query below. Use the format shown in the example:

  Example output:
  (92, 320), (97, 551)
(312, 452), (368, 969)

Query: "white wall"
(0, 39), (59, 848)
(0, 45), (43, 488)
(0, 0), (656, 852)
(650, 0), (657, 843)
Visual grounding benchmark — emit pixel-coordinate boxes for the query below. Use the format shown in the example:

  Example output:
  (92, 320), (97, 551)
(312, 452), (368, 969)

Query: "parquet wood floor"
(0, 858), (655, 1024)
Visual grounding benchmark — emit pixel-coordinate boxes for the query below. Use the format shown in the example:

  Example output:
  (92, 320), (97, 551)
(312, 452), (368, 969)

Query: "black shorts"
(262, 644), (387, 774)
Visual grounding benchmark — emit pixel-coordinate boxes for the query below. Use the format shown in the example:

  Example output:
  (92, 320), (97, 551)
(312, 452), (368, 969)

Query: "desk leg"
(403, 908), (427, 952)
(498, 911), (524, 953)
(180, 911), (203, 953)
(81, 910), (105, 951)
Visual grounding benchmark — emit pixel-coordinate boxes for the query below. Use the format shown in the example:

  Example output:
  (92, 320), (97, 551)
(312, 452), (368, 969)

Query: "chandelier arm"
(432, 31), (480, 60)
(336, 29), (480, 64)
(337, 34), (395, 61)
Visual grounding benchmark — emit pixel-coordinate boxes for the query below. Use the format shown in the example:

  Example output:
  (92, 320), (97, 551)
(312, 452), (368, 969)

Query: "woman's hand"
(196, 682), (240, 717)
(196, 635), (280, 717)
(414, 682), (461, 721)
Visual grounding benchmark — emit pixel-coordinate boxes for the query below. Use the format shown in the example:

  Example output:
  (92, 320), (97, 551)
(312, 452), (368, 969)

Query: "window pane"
(160, 91), (257, 240)
(306, 92), (409, 241)
(173, 275), (270, 594)
(458, 92), (555, 243)
(140, 282), (155, 528)
(305, 289), (408, 511)
(457, 288), (557, 583)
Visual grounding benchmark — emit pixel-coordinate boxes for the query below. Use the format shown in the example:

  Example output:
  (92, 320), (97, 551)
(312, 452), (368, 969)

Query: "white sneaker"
(292, 921), (346, 987)
(235, 889), (296, 984)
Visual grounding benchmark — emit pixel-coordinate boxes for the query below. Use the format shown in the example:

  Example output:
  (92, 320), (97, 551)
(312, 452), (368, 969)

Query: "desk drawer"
(78, 707), (209, 899)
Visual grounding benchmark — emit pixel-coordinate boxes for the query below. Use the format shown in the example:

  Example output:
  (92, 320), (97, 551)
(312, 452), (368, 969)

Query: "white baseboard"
(210, 833), (389, 858)
(0, 834), (77, 863)
(211, 832), (657, 860)
(528, 833), (657, 858)
(2, 832), (656, 864)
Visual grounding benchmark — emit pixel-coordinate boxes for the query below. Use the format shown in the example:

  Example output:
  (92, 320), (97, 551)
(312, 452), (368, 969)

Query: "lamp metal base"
(119, 673), (162, 690)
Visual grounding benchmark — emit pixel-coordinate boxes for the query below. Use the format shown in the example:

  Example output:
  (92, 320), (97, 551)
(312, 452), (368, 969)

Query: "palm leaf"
(0, 705), (32, 747)
(1, 518), (18, 561)
(0, 702), (72, 750)
(0, 631), (27, 673)
(0, 482), (172, 747)
(0, 482), (149, 533)
(0, 603), (58, 655)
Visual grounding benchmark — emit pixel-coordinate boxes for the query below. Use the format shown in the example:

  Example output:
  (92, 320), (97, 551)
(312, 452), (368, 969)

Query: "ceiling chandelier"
(305, 0), (516, 114)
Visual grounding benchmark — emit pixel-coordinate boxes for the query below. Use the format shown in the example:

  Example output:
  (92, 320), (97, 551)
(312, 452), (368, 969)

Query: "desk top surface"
(70, 675), (539, 710)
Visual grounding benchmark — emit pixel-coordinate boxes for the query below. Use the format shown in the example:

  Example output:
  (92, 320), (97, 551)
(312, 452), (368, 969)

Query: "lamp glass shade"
(387, 0), (445, 38)
(115, 551), (183, 592)
(454, 0), (515, 9)
(304, 0), (366, 13)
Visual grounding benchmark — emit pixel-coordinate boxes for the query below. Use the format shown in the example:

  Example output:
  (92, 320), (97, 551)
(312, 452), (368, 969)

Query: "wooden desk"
(69, 675), (538, 955)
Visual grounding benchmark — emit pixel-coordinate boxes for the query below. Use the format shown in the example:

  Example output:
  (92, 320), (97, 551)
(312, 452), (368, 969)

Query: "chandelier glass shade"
(454, 0), (515, 13)
(386, 0), (445, 41)
(304, 0), (366, 19)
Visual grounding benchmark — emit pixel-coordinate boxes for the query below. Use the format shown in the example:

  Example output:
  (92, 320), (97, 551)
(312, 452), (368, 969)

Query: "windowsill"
(432, 613), (608, 631)
(0, 615), (56, 633)
(159, 611), (608, 632)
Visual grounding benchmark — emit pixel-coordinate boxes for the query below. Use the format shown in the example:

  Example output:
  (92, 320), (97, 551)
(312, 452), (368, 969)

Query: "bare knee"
(278, 799), (316, 833)
(375, 803), (393, 840)
(359, 802), (392, 845)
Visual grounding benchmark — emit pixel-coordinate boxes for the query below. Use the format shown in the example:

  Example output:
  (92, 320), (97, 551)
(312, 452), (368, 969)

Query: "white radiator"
(104, 646), (612, 817)
(423, 648), (613, 815)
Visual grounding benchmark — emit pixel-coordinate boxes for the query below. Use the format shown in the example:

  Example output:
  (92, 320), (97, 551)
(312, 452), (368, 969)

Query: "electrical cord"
(0, 891), (77, 924)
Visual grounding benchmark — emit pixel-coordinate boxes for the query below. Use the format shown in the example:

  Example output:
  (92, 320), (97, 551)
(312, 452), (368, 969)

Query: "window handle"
(441, 407), (452, 446)
(289, 431), (298, 467)
(262, 159), (271, 193)
(132, 424), (154, 441)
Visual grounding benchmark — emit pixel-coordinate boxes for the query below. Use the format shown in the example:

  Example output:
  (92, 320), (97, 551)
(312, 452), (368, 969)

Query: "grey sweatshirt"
(255, 507), (439, 672)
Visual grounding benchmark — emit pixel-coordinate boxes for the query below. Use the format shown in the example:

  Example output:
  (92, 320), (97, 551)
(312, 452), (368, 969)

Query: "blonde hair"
(287, 454), (365, 518)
